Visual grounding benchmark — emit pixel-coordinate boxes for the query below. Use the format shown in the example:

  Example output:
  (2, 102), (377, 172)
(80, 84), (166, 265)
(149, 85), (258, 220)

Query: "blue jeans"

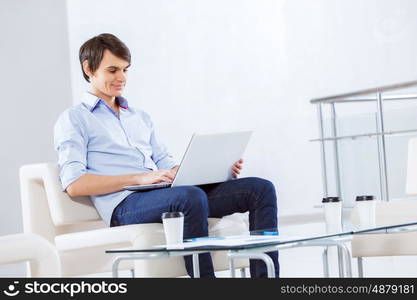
(110, 177), (279, 278)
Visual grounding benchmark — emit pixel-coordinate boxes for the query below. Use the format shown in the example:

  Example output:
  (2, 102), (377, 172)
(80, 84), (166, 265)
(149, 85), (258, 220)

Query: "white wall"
(66, 0), (417, 218)
(0, 0), (72, 275)
(0, 0), (72, 235)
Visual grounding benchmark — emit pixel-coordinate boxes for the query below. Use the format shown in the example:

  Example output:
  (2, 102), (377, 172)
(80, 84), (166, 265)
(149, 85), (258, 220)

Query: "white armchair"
(0, 233), (60, 277)
(19, 163), (248, 277)
(351, 137), (417, 277)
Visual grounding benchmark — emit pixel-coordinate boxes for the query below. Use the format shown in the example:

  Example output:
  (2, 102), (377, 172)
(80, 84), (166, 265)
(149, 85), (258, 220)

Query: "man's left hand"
(232, 158), (244, 178)
(170, 165), (180, 177)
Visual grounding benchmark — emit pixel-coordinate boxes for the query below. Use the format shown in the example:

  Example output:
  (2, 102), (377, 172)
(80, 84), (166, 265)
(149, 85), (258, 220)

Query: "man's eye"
(109, 70), (116, 73)
(123, 69), (129, 73)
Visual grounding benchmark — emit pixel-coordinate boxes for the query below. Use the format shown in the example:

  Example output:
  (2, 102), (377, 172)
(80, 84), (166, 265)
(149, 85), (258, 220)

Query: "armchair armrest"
(0, 233), (61, 277)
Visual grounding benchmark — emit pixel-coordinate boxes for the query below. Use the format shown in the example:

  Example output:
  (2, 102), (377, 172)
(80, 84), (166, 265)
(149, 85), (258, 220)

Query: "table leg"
(337, 247), (345, 277)
(112, 256), (125, 278)
(228, 252), (275, 278)
(192, 253), (200, 278)
(336, 243), (352, 277)
(229, 256), (236, 278)
(322, 247), (329, 277)
(357, 257), (364, 278)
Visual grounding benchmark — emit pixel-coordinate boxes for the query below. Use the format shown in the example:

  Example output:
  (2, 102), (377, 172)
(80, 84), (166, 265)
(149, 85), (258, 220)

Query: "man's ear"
(82, 60), (93, 79)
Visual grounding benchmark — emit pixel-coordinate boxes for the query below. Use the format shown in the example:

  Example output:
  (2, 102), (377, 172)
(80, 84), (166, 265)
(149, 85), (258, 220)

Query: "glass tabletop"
(105, 220), (417, 254)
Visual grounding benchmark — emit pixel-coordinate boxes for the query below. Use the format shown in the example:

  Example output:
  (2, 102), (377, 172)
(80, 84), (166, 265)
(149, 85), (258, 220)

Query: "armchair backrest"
(19, 163), (105, 242)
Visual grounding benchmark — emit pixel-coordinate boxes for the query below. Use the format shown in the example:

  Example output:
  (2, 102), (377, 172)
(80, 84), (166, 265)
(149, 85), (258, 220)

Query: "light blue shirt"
(54, 92), (177, 226)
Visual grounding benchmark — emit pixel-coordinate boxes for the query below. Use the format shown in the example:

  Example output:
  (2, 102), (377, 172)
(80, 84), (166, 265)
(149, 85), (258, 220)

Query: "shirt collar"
(81, 92), (129, 111)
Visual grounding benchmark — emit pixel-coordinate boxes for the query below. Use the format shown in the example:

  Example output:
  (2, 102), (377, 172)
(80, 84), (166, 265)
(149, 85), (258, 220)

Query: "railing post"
(330, 103), (342, 199)
(376, 92), (390, 202)
(317, 103), (329, 197)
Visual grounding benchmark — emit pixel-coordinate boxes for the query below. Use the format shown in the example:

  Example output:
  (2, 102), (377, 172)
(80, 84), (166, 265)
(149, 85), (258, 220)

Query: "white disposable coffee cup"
(322, 197), (342, 234)
(161, 212), (184, 245)
(355, 195), (376, 229)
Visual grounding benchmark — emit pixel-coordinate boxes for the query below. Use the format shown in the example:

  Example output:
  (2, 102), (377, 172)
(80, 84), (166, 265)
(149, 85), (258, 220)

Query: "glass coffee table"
(107, 221), (417, 278)
(107, 228), (353, 278)
(106, 221), (417, 278)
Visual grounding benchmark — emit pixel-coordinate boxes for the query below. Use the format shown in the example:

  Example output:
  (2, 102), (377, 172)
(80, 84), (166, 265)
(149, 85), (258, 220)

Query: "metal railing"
(310, 80), (417, 202)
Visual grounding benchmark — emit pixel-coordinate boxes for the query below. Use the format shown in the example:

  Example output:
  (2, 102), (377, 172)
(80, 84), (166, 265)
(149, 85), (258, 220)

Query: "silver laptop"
(123, 131), (253, 191)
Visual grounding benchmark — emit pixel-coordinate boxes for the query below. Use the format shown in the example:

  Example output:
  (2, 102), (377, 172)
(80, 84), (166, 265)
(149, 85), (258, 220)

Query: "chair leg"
(240, 267), (246, 278)
(130, 268), (135, 278)
(357, 257), (364, 278)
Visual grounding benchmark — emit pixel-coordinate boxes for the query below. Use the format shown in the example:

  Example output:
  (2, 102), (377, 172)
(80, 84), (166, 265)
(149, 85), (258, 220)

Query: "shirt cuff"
(155, 155), (177, 170)
(59, 162), (86, 191)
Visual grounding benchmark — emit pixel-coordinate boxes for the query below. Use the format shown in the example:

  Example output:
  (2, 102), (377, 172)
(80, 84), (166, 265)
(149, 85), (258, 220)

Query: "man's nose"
(116, 71), (126, 82)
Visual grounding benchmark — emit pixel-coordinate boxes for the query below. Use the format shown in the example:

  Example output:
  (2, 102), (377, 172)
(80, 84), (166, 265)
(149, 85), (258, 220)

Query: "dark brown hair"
(79, 33), (131, 82)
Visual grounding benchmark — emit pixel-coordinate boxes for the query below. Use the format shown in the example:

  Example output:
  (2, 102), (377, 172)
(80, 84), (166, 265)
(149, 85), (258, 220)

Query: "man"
(54, 33), (279, 278)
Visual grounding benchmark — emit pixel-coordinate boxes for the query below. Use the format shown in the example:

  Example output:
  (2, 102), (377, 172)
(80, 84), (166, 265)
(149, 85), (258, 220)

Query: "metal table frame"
(227, 236), (352, 278)
(111, 250), (207, 278)
(109, 222), (417, 278)
(109, 235), (352, 278)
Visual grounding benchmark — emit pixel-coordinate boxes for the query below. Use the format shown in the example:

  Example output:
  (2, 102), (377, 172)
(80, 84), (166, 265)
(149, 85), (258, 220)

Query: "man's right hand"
(135, 169), (176, 185)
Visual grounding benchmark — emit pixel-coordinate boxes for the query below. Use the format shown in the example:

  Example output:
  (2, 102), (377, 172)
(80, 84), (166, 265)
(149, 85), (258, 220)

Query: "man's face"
(85, 49), (130, 100)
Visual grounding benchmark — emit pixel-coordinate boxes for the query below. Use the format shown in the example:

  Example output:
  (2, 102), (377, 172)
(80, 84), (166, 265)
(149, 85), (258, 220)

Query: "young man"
(54, 33), (279, 278)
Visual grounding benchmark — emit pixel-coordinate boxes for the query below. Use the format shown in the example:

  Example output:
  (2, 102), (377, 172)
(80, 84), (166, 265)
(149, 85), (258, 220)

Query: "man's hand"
(135, 169), (176, 185)
(171, 165), (179, 176)
(232, 158), (244, 178)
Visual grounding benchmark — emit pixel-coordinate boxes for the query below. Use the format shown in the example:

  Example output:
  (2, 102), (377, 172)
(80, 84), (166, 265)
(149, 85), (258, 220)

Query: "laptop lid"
(171, 130), (252, 187)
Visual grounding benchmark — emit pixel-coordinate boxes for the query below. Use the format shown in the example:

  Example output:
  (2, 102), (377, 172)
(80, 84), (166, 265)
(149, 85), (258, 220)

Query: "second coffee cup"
(355, 195), (376, 229)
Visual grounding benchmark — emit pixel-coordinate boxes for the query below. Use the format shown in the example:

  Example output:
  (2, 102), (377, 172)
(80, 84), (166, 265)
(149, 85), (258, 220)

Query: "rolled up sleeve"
(54, 110), (87, 191)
